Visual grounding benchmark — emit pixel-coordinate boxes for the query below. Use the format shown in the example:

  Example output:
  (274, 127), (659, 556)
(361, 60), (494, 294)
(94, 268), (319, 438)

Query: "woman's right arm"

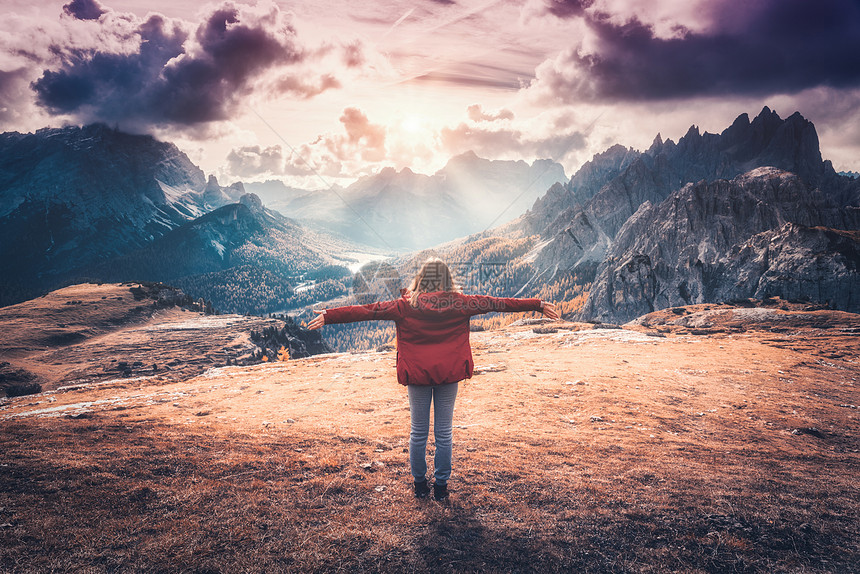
(307, 299), (402, 329)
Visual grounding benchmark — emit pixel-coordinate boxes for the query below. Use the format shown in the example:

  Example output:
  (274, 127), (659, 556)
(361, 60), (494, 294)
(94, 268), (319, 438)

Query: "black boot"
(433, 481), (449, 501)
(414, 479), (430, 499)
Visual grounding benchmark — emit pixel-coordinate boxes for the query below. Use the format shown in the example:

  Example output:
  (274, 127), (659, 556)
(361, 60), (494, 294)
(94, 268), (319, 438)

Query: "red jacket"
(323, 290), (542, 386)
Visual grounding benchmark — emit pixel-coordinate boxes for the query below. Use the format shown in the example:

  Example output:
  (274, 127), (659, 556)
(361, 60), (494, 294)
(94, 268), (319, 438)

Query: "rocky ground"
(0, 283), (323, 397)
(1, 294), (858, 572)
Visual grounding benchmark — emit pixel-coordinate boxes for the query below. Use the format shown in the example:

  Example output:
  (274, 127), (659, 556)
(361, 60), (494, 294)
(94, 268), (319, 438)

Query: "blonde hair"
(408, 258), (460, 307)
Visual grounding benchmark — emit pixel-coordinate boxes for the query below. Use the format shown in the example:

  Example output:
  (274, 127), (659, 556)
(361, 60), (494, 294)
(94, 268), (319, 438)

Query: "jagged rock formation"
(578, 168), (860, 322)
(202, 174), (246, 210)
(520, 143), (640, 238)
(518, 107), (856, 279)
(451, 107), (860, 322)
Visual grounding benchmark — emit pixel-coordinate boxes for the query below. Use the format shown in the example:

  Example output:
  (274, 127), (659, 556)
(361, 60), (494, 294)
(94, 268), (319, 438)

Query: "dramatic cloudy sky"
(2, 0), (860, 188)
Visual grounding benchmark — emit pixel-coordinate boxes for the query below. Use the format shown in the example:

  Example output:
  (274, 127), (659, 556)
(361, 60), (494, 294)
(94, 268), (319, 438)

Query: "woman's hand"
(541, 301), (560, 321)
(307, 309), (326, 330)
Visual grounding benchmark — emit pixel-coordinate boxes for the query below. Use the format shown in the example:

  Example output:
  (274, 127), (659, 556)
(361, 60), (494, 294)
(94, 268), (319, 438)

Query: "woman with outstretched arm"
(308, 258), (559, 501)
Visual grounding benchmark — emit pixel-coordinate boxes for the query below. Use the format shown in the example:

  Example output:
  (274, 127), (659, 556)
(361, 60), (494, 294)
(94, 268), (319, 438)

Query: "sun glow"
(401, 115), (423, 134)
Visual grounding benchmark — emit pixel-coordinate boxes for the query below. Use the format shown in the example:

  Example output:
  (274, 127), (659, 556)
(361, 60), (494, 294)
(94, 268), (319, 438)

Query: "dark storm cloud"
(31, 3), (321, 126)
(34, 14), (187, 115)
(543, 0), (593, 19)
(537, 0), (860, 101)
(63, 0), (107, 21)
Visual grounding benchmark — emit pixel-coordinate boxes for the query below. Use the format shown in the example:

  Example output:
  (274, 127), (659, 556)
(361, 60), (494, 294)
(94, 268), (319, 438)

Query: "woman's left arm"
(540, 301), (560, 320)
(463, 295), (559, 320)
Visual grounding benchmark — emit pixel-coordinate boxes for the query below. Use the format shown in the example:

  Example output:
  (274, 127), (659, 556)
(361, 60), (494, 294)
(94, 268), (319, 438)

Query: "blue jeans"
(407, 382), (459, 485)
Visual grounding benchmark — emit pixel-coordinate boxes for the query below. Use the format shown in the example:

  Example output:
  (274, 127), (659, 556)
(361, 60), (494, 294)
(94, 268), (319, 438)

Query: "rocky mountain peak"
(750, 105), (782, 133)
(444, 150), (483, 168)
(647, 133), (663, 154)
(201, 174), (247, 209)
(0, 124), (267, 305)
(239, 192), (264, 212)
(376, 166), (398, 179)
(519, 108), (848, 282)
(725, 111), (751, 132)
(227, 181), (246, 195)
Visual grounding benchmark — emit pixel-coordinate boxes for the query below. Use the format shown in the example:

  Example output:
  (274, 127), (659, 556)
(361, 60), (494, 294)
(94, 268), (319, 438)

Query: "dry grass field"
(1, 295), (859, 572)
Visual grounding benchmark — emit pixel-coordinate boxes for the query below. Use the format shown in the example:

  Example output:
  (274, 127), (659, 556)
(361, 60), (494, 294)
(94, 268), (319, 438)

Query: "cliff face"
(716, 224), (860, 312)
(520, 108), (857, 281)
(521, 143), (638, 236)
(578, 168), (860, 323)
(471, 107), (860, 322)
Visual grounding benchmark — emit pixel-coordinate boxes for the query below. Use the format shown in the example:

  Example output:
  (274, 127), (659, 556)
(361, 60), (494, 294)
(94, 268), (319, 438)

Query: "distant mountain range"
(0, 124), (566, 311)
(246, 151), (567, 251)
(3, 110), (858, 322)
(446, 107), (859, 322)
(93, 193), (335, 282)
(0, 124), (208, 295)
(0, 124), (359, 307)
(90, 192), (363, 314)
